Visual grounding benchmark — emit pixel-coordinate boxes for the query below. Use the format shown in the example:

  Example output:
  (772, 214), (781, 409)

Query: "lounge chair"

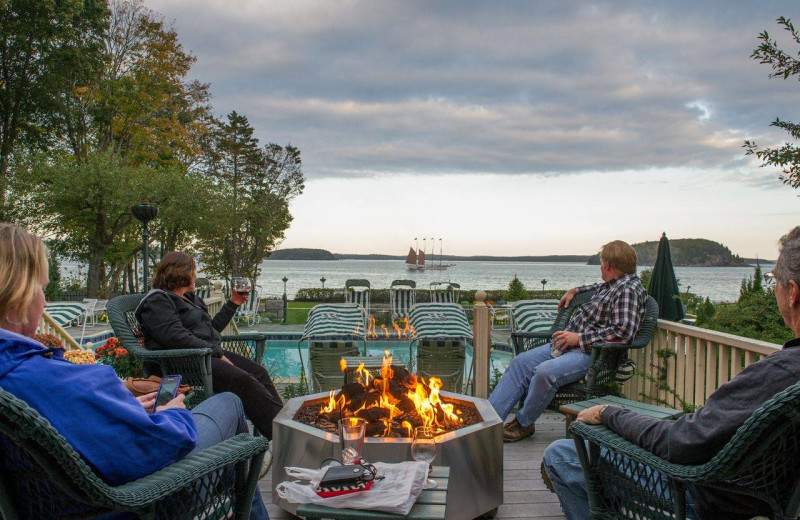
(344, 279), (371, 323)
(429, 281), (460, 303)
(297, 303), (368, 393)
(508, 299), (560, 354)
(107, 294), (267, 407)
(45, 302), (90, 344)
(570, 380), (800, 520)
(389, 280), (416, 320)
(516, 291), (659, 412)
(0, 387), (267, 520)
(195, 277), (214, 300)
(408, 303), (473, 393)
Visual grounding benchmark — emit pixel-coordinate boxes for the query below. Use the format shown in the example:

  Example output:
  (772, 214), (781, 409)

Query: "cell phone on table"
(150, 375), (182, 414)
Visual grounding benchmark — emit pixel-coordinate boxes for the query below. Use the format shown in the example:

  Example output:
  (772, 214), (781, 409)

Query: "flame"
(392, 321), (402, 339)
(319, 351), (462, 437)
(340, 358), (347, 373)
(380, 324), (389, 339)
(367, 315), (377, 339)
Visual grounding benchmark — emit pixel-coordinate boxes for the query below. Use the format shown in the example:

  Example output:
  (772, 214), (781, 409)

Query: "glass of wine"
(231, 277), (251, 297)
(411, 426), (437, 489)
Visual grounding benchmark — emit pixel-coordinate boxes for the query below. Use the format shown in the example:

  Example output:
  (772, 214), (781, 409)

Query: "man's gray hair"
(775, 226), (800, 285)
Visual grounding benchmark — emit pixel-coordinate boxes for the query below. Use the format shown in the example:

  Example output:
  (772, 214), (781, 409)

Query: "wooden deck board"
(261, 411), (567, 519)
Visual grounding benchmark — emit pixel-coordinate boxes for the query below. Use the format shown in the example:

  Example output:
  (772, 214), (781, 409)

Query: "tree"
(0, 0), (107, 217)
(507, 275), (527, 301)
(744, 16), (800, 189)
(197, 112), (304, 280)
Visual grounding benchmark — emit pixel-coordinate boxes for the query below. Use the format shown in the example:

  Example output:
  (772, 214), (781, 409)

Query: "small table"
(560, 396), (683, 436)
(296, 466), (449, 520)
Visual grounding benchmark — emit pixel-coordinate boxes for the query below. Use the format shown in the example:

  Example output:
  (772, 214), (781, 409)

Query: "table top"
(560, 395), (683, 419)
(296, 466), (450, 520)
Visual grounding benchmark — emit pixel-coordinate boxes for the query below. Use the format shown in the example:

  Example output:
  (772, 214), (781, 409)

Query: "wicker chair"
(107, 294), (267, 406)
(570, 381), (800, 520)
(511, 290), (659, 412)
(0, 387), (268, 520)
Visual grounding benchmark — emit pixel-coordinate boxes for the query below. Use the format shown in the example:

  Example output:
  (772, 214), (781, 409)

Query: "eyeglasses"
(763, 272), (776, 287)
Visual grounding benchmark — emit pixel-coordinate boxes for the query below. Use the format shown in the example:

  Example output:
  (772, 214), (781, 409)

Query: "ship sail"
(417, 249), (425, 266)
(405, 247), (417, 265)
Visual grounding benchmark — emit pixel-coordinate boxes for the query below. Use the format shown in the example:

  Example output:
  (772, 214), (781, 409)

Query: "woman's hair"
(152, 251), (196, 291)
(600, 240), (638, 275)
(0, 223), (48, 323)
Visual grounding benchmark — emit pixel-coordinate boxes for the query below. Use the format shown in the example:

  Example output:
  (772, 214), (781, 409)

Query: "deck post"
(473, 290), (491, 398)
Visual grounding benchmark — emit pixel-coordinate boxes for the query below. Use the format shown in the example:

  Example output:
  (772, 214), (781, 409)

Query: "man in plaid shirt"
(490, 240), (647, 442)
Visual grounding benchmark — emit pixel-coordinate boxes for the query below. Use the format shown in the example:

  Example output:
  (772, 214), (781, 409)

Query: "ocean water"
(255, 259), (767, 303)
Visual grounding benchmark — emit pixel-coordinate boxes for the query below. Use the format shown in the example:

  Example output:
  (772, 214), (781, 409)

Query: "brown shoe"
(503, 417), (535, 442)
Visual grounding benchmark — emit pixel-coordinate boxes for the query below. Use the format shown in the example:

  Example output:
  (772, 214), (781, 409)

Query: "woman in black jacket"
(135, 251), (283, 439)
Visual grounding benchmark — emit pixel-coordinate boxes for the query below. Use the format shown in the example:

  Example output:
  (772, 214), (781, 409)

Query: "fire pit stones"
(272, 391), (503, 520)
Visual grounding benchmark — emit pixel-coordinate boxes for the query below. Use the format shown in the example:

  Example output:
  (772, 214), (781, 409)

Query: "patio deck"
(258, 411), (567, 520)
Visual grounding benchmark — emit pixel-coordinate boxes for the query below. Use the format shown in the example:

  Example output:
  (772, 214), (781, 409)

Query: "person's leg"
(190, 393), (270, 520)
(543, 439), (590, 520)
(516, 348), (592, 427)
(211, 354), (283, 439)
(489, 344), (553, 421)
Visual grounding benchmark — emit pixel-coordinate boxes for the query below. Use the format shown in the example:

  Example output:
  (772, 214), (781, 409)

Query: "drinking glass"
(411, 426), (437, 489)
(338, 417), (366, 465)
(231, 277), (251, 296)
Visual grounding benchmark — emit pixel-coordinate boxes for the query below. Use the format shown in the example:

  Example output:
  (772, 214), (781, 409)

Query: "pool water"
(261, 338), (512, 382)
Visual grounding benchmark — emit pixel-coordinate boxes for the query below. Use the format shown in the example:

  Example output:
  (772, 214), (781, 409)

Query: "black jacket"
(603, 337), (800, 520)
(135, 290), (239, 358)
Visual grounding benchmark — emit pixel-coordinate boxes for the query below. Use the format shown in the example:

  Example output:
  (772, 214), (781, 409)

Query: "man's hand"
(576, 404), (607, 424)
(551, 330), (579, 353)
(558, 288), (577, 310)
(155, 393), (187, 413)
(136, 392), (157, 411)
(220, 355), (234, 366)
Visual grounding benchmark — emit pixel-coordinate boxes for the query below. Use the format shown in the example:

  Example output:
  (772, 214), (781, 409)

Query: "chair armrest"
(569, 422), (707, 482)
(511, 331), (552, 340)
(134, 347), (214, 360)
(221, 333), (267, 342)
(103, 433), (270, 506)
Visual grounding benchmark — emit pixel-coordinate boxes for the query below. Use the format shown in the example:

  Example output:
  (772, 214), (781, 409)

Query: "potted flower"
(94, 337), (142, 379)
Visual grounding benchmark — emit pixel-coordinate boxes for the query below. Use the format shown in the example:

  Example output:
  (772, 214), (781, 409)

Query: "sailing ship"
(405, 238), (455, 271)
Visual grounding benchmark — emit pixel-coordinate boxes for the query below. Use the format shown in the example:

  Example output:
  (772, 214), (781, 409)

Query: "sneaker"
(503, 417), (535, 442)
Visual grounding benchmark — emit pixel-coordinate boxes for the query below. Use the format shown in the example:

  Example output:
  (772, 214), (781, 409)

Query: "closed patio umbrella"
(648, 232), (685, 321)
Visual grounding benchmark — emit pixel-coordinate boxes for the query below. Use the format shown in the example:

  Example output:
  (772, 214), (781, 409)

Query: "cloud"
(148, 0), (800, 180)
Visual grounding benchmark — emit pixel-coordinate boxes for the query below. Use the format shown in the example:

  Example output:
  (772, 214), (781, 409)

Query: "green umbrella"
(648, 232), (685, 321)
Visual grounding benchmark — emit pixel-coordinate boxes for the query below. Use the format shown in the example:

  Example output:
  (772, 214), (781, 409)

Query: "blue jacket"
(0, 328), (198, 486)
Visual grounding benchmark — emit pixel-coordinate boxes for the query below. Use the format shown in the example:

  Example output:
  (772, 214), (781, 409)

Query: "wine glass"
(231, 277), (251, 296)
(411, 426), (437, 489)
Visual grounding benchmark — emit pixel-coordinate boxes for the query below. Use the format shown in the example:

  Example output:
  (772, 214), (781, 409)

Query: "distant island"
(268, 240), (769, 266)
(588, 238), (750, 267)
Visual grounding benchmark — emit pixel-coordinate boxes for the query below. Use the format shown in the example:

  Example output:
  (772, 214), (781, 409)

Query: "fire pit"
(272, 355), (503, 519)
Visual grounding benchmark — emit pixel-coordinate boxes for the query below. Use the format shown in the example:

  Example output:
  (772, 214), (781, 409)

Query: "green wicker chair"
(570, 380), (800, 520)
(107, 294), (267, 406)
(0, 387), (268, 520)
(511, 291), (659, 412)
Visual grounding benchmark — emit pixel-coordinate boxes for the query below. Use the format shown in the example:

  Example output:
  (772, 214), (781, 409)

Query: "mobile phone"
(318, 464), (371, 487)
(150, 375), (182, 414)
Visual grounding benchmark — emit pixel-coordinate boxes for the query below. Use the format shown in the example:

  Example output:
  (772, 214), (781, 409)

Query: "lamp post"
(320, 276), (326, 289)
(131, 200), (159, 292)
(540, 279), (548, 292)
(282, 276), (289, 324)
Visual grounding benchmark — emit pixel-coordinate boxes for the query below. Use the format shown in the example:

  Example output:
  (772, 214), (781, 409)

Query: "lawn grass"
(286, 301), (317, 324)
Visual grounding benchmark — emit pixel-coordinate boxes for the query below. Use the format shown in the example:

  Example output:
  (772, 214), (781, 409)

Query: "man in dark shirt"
(543, 226), (800, 520)
(490, 240), (647, 442)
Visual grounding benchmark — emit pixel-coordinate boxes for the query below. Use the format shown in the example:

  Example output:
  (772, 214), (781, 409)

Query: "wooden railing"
(37, 312), (81, 350)
(205, 292), (239, 336)
(622, 320), (782, 408)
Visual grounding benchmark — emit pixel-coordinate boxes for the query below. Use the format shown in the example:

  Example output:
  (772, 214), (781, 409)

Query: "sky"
(147, 0), (800, 258)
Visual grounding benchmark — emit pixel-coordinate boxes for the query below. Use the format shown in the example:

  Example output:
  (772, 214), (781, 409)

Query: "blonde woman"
(0, 223), (268, 519)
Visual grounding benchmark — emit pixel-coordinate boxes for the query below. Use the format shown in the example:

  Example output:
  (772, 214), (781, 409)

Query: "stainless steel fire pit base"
(272, 391), (503, 520)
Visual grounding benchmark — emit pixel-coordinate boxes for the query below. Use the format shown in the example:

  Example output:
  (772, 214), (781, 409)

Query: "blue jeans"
(543, 439), (697, 520)
(489, 344), (591, 427)
(191, 392), (269, 520)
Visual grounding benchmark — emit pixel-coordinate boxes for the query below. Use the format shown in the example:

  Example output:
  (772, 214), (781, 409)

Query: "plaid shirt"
(565, 272), (647, 353)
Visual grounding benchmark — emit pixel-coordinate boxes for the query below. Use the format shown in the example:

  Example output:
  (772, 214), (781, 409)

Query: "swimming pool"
(261, 336), (512, 381)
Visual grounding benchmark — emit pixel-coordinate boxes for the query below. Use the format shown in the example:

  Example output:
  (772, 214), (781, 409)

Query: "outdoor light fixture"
(320, 276), (326, 289)
(282, 277), (289, 324)
(131, 200), (159, 292)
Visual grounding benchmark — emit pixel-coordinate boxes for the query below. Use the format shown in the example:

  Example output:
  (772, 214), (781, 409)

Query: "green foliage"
(506, 275), (527, 302)
(745, 16), (800, 190)
(695, 297), (716, 324)
(639, 268), (653, 291)
(489, 366), (504, 394)
(45, 249), (62, 301)
(589, 239), (746, 267)
(281, 368), (310, 399)
(637, 349), (696, 413)
(702, 290), (793, 344)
